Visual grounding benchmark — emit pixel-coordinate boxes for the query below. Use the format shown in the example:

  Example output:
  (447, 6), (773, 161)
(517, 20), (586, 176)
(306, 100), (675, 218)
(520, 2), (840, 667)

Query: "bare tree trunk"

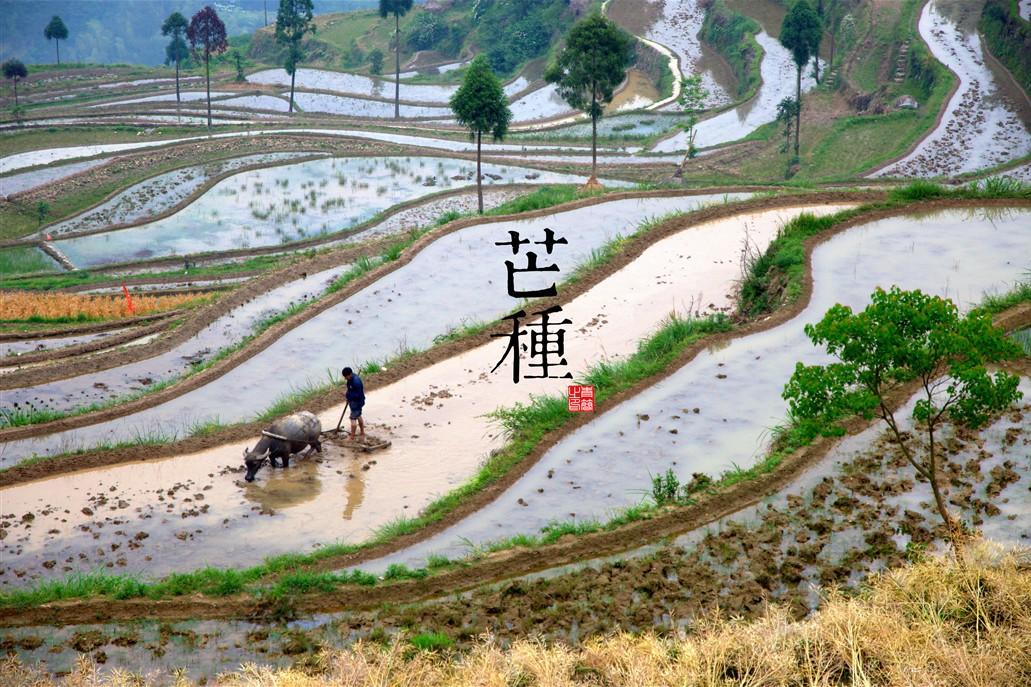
(794, 65), (802, 156)
(290, 68), (296, 113)
(476, 131), (483, 214)
(814, 44), (821, 83)
(265, 0), (268, 26)
(205, 54), (212, 129)
(13, 80), (17, 106)
(56, 40), (60, 65)
(175, 59), (181, 103)
(591, 95), (598, 182)
(394, 13), (400, 119)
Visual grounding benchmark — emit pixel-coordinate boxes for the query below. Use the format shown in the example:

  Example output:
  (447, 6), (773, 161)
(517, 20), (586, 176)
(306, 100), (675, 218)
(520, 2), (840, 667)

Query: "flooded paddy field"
(287, 92), (453, 119)
(88, 91), (233, 108)
(361, 206), (1031, 572)
(1, 330), (120, 358)
(1, 160), (112, 198)
(44, 152), (324, 239)
(0, 128), (597, 175)
(875, 0), (1031, 177)
(3, 376), (1026, 677)
(50, 156), (621, 268)
(0, 192), (748, 466)
(2, 197), (823, 586)
(652, 32), (816, 152)
(2, 263), (354, 413)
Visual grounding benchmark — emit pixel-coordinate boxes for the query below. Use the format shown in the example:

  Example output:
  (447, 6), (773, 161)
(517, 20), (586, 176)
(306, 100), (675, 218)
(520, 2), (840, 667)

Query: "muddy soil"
(3, 386), (1027, 678)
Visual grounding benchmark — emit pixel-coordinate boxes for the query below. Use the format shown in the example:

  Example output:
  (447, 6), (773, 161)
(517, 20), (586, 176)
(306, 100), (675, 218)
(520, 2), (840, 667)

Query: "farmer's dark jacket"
(346, 374), (365, 406)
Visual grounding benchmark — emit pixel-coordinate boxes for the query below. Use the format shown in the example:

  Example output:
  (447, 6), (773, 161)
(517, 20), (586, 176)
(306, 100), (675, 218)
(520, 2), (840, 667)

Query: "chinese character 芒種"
(494, 228), (568, 298)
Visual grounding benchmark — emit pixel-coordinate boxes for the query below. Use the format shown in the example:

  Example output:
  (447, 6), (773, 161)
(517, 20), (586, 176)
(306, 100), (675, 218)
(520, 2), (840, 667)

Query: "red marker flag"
(121, 282), (135, 315)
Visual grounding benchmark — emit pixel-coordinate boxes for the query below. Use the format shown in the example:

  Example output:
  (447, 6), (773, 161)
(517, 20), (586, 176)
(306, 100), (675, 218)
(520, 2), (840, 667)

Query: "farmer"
(341, 367), (366, 441)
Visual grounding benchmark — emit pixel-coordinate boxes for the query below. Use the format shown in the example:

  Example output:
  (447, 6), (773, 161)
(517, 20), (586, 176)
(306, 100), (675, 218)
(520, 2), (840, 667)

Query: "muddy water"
(46, 153), (322, 238)
(0, 129), (596, 175)
(4, 390), (1027, 678)
(651, 31), (817, 152)
(362, 207), (1031, 572)
(875, 0), (1031, 177)
(0, 330), (117, 357)
(0, 159), (110, 198)
(3, 264), (354, 413)
(607, 69), (662, 113)
(0, 194), (792, 584)
(53, 158), (617, 268)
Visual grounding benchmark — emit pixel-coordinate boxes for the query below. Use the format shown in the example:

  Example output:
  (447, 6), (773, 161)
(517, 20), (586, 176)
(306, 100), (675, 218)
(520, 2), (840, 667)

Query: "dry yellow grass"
(0, 291), (209, 321)
(3, 542), (1030, 686)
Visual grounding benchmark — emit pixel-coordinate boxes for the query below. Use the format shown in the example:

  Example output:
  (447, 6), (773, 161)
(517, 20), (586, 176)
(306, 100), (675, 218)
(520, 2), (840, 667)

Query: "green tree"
(379, 0), (414, 118)
(43, 15), (69, 65)
(449, 56), (512, 214)
(779, 0), (821, 157)
(545, 13), (634, 184)
(276, 0), (316, 114)
(162, 12), (189, 103)
(187, 6), (229, 129)
(369, 48), (385, 75)
(36, 201), (50, 226)
(2, 59), (28, 107)
(676, 74), (709, 174)
(775, 96), (799, 154)
(783, 287), (1023, 552)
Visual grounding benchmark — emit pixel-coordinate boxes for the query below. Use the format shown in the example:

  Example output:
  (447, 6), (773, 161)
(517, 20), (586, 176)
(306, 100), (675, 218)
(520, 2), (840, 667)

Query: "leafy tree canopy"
(544, 13), (634, 120)
(188, 5), (229, 58)
(784, 286), (1023, 439)
(275, 0), (315, 44)
(379, 0), (413, 19)
(2, 59), (28, 81)
(449, 55), (512, 140)
(779, 0), (822, 68)
(44, 15), (69, 41)
(161, 11), (187, 38)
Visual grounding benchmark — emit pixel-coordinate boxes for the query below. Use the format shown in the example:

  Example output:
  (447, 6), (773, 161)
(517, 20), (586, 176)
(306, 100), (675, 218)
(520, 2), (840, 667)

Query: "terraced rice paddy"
(51, 156), (628, 267)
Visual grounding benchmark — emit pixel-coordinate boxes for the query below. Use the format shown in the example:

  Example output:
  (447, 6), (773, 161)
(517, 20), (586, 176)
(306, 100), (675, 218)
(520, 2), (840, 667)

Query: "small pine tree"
(2, 59), (28, 106)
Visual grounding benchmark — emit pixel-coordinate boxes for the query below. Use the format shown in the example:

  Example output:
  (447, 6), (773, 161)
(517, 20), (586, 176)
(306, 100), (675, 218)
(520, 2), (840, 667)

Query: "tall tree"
(188, 6), (229, 129)
(449, 56), (512, 214)
(43, 15), (69, 65)
(784, 287), (1023, 553)
(545, 13), (634, 185)
(779, 0), (821, 157)
(2, 59), (28, 107)
(162, 12), (189, 103)
(276, 0), (316, 114)
(379, 0), (413, 119)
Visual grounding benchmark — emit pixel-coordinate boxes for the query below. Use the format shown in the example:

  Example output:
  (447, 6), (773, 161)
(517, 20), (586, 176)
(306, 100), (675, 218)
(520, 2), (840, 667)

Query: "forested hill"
(1, 0), (380, 66)
(249, 0), (598, 77)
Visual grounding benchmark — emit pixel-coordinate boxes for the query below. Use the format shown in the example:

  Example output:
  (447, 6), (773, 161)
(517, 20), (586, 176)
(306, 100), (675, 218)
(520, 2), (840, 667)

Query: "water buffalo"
(243, 411), (323, 482)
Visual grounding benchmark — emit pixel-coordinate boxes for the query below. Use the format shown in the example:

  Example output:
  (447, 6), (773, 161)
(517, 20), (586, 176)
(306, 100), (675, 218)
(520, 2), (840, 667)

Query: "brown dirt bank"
(0, 189), (875, 477)
(0, 313), (174, 342)
(4, 305), (1028, 629)
(0, 319), (172, 368)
